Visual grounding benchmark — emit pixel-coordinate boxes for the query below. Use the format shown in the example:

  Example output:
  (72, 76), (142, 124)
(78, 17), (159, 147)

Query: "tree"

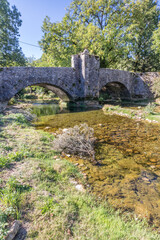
(0, 0), (26, 67)
(39, 0), (131, 68)
(125, 0), (160, 72)
(39, 0), (160, 72)
(152, 21), (160, 55)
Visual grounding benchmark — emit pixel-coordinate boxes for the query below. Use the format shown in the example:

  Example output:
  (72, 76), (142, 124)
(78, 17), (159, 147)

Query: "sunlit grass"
(103, 103), (160, 123)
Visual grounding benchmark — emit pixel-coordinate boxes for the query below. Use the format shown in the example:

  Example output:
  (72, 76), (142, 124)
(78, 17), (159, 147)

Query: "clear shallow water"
(31, 103), (95, 117)
(33, 104), (160, 229)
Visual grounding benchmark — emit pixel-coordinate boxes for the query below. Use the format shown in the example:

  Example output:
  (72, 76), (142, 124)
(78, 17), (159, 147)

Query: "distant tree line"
(38, 0), (160, 72)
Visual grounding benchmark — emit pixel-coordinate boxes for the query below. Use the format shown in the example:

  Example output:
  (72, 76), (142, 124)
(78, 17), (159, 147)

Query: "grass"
(0, 177), (31, 239)
(0, 112), (159, 239)
(103, 102), (160, 123)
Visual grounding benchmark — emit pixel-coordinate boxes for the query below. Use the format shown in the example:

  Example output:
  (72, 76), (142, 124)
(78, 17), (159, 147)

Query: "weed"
(144, 102), (156, 114)
(12, 114), (31, 127)
(60, 161), (83, 179)
(40, 132), (54, 143)
(36, 163), (59, 182)
(41, 197), (59, 214)
(0, 178), (31, 239)
(0, 150), (29, 169)
(0, 209), (10, 239)
(4, 113), (31, 127)
(0, 178), (29, 217)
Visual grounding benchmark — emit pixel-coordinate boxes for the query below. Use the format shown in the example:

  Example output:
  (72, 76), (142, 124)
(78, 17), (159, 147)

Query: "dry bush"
(53, 123), (96, 162)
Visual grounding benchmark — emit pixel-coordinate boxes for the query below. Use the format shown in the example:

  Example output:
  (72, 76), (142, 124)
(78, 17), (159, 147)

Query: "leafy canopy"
(39, 0), (160, 72)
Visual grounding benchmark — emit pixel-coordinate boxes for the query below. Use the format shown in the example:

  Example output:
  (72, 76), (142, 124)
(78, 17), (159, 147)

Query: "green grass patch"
(0, 150), (32, 169)
(103, 103), (160, 123)
(0, 177), (31, 239)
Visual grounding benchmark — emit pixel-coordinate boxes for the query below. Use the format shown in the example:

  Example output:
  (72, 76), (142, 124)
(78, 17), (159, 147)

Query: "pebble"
(62, 128), (68, 132)
(79, 164), (84, 167)
(75, 184), (84, 192)
(44, 126), (51, 129)
(150, 165), (156, 169)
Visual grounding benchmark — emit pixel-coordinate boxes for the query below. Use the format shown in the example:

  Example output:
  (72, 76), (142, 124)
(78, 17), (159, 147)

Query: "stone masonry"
(0, 49), (158, 110)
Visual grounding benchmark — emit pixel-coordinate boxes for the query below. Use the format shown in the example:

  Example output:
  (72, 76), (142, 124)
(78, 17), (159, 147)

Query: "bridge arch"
(14, 83), (73, 102)
(0, 67), (77, 109)
(99, 81), (131, 101)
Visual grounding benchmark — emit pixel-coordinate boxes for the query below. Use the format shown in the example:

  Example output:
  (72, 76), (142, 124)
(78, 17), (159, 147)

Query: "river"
(32, 103), (160, 229)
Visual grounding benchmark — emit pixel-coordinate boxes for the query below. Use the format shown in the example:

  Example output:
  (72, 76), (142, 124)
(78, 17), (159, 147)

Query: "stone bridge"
(0, 49), (157, 110)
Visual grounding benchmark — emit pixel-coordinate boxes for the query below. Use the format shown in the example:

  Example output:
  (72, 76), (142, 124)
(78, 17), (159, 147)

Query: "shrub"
(151, 76), (160, 98)
(53, 123), (96, 162)
(144, 102), (156, 114)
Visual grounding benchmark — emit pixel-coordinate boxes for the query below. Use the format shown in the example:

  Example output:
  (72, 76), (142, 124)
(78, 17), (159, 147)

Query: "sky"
(8, 0), (72, 59)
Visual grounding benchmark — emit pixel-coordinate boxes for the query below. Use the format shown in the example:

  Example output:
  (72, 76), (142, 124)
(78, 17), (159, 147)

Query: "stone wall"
(0, 67), (78, 103)
(133, 72), (160, 99)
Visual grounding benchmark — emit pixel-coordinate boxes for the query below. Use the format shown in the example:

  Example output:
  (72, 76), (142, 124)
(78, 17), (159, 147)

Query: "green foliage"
(0, 178), (21, 215)
(0, 150), (29, 169)
(40, 132), (55, 143)
(0, 178), (30, 239)
(152, 21), (160, 55)
(126, 0), (160, 72)
(41, 197), (59, 214)
(8, 113), (31, 127)
(151, 76), (160, 97)
(39, 0), (160, 72)
(37, 164), (59, 182)
(144, 102), (156, 114)
(0, 207), (16, 239)
(0, 0), (26, 67)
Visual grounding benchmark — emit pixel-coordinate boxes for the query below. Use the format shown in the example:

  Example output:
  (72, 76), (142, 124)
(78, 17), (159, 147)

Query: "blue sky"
(8, 0), (72, 59)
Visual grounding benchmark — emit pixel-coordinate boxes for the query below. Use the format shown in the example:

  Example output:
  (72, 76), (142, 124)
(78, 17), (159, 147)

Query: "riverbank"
(0, 109), (159, 239)
(103, 103), (160, 124)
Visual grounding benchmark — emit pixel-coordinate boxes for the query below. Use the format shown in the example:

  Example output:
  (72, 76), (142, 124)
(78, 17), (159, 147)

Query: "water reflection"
(31, 102), (94, 117)
(31, 104), (61, 117)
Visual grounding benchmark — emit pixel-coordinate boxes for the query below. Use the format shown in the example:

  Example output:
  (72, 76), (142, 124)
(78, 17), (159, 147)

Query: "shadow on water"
(32, 103), (160, 229)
